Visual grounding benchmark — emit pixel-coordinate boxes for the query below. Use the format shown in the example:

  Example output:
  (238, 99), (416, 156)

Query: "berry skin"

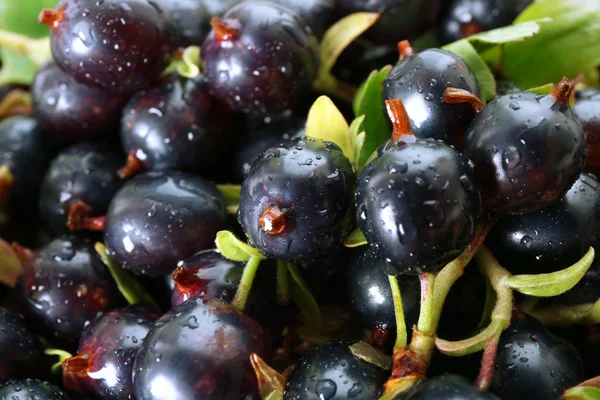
(347, 248), (420, 333)
(120, 75), (237, 180)
(356, 138), (480, 275)
(0, 307), (43, 383)
(284, 341), (388, 400)
(17, 236), (121, 347)
(41, 0), (179, 93)
(238, 136), (355, 262)
(32, 61), (128, 143)
(63, 306), (158, 400)
(133, 297), (271, 400)
(438, 0), (534, 45)
(0, 379), (70, 399)
(486, 173), (600, 275)
(490, 313), (585, 400)
(573, 89), (600, 175)
(202, 1), (319, 116)
(335, 0), (442, 45)
(39, 143), (124, 234)
(462, 80), (587, 214)
(279, 0), (335, 38)
(104, 171), (228, 277)
(403, 374), (500, 399)
(383, 45), (481, 146)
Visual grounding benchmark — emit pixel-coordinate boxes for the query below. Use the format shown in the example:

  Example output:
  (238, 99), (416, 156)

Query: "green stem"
(388, 275), (407, 350)
(476, 246), (513, 324)
(45, 348), (73, 375)
(479, 279), (496, 328)
(276, 260), (290, 306)
(0, 29), (51, 66)
(232, 255), (262, 311)
(416, 273), (436, 334)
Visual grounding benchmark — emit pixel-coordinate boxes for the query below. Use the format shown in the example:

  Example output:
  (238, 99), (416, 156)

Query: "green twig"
(232, 255), (262, 311)
(388, 275), (407, 350)
(416, 273), (436, 334)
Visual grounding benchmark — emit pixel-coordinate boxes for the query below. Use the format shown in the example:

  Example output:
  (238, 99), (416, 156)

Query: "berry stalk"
(388, 275), (408, 350)
(232, 255), (263, 311)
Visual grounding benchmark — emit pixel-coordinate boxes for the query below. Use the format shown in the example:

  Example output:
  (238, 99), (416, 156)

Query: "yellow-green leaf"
(343, 227), (367, 248)
(305, 96), (353, 163)
(215, 230), (265, 262)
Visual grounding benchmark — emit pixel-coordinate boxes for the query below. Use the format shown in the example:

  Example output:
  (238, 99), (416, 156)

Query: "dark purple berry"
(573, 89), (600, 176)
(0, 308), (43, 383)
(404, 374), (500, 399)
(279, 0), (335, 38)
(0, 379), (70, 399)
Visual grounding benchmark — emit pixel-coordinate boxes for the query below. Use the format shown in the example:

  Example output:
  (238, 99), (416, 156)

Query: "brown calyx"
(10, 242), (35, 264)
(397, 40), (415, 60)
(38, 8), (63, 29)
(0, 165), (14, 204)
(385, 99), (414, 141)
(171, 266), (202, 293)
(549, 77), (575, 108)
(210, 17), (242, 41)
(117, 152), (145, 180)
(369, 327), (390, 348)
(442, 88), (485, 112)
(259, 205), (287, 235)
(62, 352), (91, 392)
(67, 201), (105, 232)
(460, 22), (482, 39)
(380, 348), (428, 399)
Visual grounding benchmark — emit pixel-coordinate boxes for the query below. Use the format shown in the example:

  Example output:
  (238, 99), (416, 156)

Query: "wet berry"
(279, 0), (335, 38)
(490, 313), (585, 400)
(0, 308), (43, 383)
(41, 0), (179, 93)
(404, 374), (500, 399)
(573, 89), (600, 175)
(39, 143), (124, 234)
(487, 173), (600, 274)
(238, 136), (355, 262)
(32, 61), (128, 143)
(383, 42), (481, 146)
(284, 341), (388, 400)
(463, 79), (587, 214)
(133, 296), (271, 400)
(17, 236), (120, 347)
(0, 379), (70, 399)
(63, 305), (158, 400)
(104, 171), (228, 277)
(202, 1), (319, 116)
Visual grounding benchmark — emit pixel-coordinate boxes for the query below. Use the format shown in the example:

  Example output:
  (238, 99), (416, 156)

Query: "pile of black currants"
(0, 0), (599, 399)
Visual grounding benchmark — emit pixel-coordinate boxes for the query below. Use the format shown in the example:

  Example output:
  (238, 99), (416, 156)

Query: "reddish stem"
(62, 352), (91, 392)
(259, 205), (287, 235)
(0, 166), (14, 204)
(442, 88), (485, 112)
(38, 8), (63, 29)
(369, 327), (390, 348)
(67, 201), (105, 232)
(397, 40), (415, 60)
(10, 242), (35, 264)
(117, 152), (145, 180)
(210, 17), (242, 41)
(171, 266), (202, 293)
(476, 335), (500, 390)
(385, 99), (415, 141)
(549, 77), (575, 108)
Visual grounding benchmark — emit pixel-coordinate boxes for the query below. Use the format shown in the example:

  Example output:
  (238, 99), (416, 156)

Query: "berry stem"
(67, 201), (105, 232)
(210, 17), (241, 41)
(476, 333), (501, 390)
(44, 348), (73, 375)
(62, 351), (91, 391)
(313, 73), (357, 104)
(385, 99), (415, 141)
(478, 279), (495, 328)
(416, 273), (436, 334)
(171, 266), (202, 294)
(388, 275), (408, 350)
(0, 29), (51, 67)
(397, 40), (415, 60)
(117, 152), (145, 180)
(287, 262), (322, 329)
(548, 77), (574, 108)
(276, 260), (290, 306)
(0, 165), (14, 204)
(232, 255), (262, 311)
(442, 88), (485, 112)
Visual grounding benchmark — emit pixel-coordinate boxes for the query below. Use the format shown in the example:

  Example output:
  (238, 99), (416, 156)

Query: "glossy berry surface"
(0, 379), (70, 399)
(404, 374), (500, 399)
(32, 61), (128, 143)
(279, 0), (335, 38)
(383, 48), (481, 146)
(573, 89), (600, 175)
(18, 236), (120, 346)
(44, 0), (179, 93)
(63, 305), (158, 400)
(490, 313), (585, 400)
(463, 88), (587, 214)
(133, 296), (270, 400)
(347, 248), (420, 332)
(438, 0), (534, 45)
(487, 173), (600, 274)
(356, 139), (480, 275)
(39, 143), (124, 234)
(238, 136), (355, 262)
(120, 75), (236, 179)
(300, 248), (350, 305)
(202, 1), (319, 116)
(104, 171), (228, 277)
(284, 341), (388, 400)
(0, 308), (43, 383)
(335, 0), (442, 45)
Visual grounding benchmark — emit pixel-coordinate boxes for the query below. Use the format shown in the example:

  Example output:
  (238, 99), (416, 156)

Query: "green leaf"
(526, 83), (555, 95)
(305, 96), (354, 163)
(504, 0), (600, 88)
(443, 40), (496, 102)
(353, 66), (392, 170)
(436, 319), (503, 357)
(349, 341), (392, 370)
(287, 263), (321, 329)
(0, 238), (21, 287)
(507, 247), (595, 297)
(94, 242), (160, 311)
(562, 387), (600, 400)
(468, 20), (545, 45)
(215, 230), (265, 262)
(349, 115), (366, 171)
(44, 348), (72, 375)
(217, 184), (241, 214)
(343, 227), (367, 248)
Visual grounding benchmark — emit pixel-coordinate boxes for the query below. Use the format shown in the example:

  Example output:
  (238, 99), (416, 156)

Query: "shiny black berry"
(104, 171), (228, 277)
(0, 379), (70, 399)
(404, 374), (500, 399)
(279, 0), (335, 38)
(202, 1), (319, 116)
(0, 308), (43, 383)
(238, 136), (355, 262)
(463, 79), (587, 214)
(573, 89), (600, 175)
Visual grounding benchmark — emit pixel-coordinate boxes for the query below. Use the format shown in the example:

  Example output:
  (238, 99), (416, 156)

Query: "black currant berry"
(279, 0), (335, 38)
(356, 100), (480, 275)
(487, 173), (600, 274)
(0, 307), (43, 383)
(383, 42), (481, 146)
(573, 89), (600, 175)
(490, 313), (585, 400)
(238, 136), (355, 262)
(41, 0), (179, 93)
(133, 297), (271, 400)
(0, 379), (70, 399)
(404, 374), (500, 399)
(463, 79), (587, 214)
(300, 248), (350, 305)
(32, 61), (128, 143)
(438, 0), (534, 45)
(202, 1), (319, 116)
(284, 341), (388, 400)
(39, 143), (124, 234)
(104, 171), (228, 277)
